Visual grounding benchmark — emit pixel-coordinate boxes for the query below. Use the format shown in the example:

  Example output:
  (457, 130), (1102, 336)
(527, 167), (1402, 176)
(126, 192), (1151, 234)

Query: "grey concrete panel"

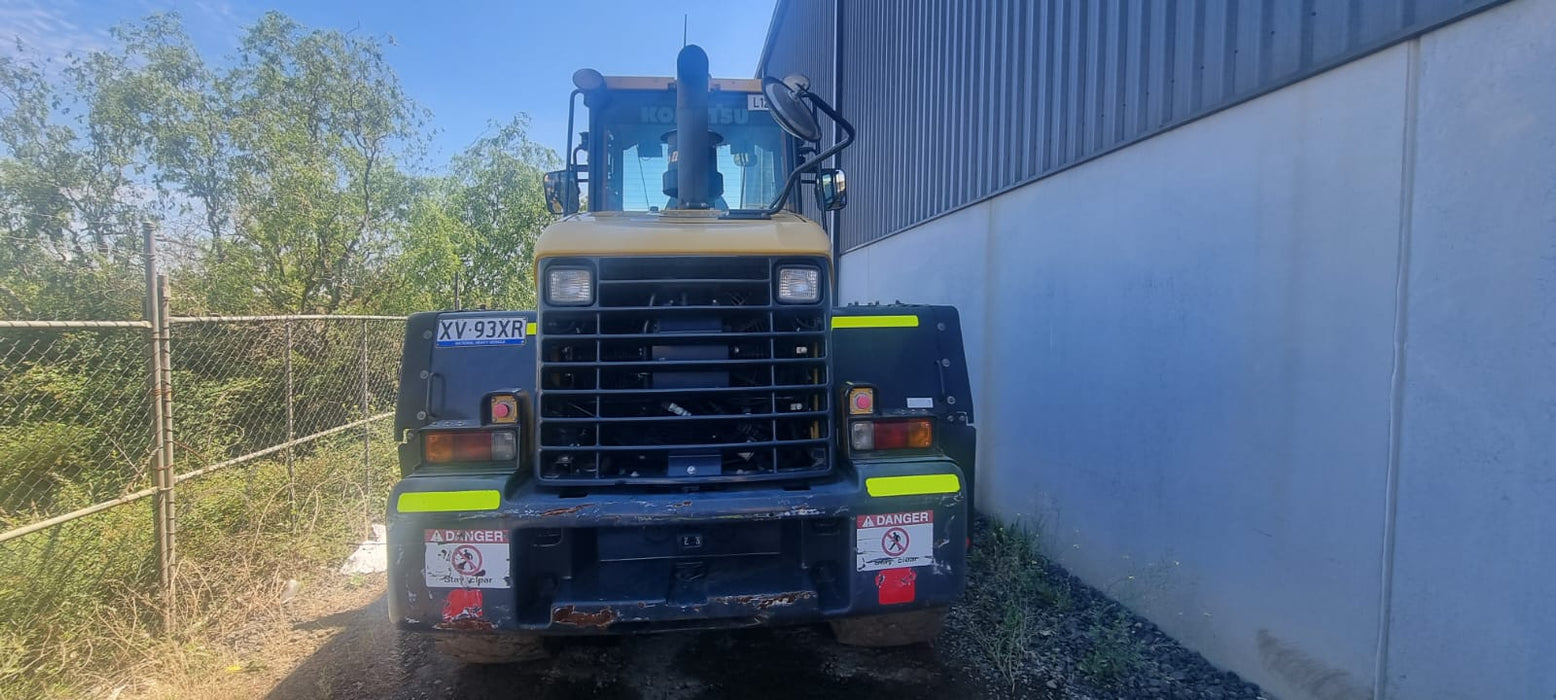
(1385, 0), (1556, 696)
(844, 44), (1416, 699)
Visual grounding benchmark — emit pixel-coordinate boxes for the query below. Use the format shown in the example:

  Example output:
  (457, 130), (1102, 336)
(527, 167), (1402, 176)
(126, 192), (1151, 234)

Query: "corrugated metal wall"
(756, 0), (837, 224)
(759, 0), (1508, 252)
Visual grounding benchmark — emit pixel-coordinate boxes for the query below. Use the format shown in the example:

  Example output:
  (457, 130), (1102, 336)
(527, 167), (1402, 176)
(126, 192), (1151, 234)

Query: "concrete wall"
(837, 2), (1554, 698)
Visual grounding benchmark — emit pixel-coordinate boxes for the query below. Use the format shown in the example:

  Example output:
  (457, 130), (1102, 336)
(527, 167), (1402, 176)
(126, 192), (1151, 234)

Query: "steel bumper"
(387, 458), (967, 635)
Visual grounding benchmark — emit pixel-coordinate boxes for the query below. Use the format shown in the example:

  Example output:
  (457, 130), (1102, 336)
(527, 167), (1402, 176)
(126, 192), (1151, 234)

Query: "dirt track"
(264, 589), (987, 700)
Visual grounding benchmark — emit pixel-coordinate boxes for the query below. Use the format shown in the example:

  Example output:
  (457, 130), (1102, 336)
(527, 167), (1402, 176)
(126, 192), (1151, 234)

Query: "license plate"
(436, 316), (527, 347)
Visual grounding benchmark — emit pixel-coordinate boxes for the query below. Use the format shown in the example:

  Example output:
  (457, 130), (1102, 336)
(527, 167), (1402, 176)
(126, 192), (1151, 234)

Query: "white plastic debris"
(278, 578), (301, 604)
(338, 523), (388, 575)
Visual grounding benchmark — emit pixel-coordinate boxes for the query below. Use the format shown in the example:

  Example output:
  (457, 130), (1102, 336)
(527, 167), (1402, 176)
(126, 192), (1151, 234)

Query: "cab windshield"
(596, 90), (790, 211)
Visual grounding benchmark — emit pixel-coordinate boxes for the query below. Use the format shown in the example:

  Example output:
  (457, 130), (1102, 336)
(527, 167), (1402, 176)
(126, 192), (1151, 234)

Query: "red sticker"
(442, 588), (484, 622)
(875, 567), (917, 605)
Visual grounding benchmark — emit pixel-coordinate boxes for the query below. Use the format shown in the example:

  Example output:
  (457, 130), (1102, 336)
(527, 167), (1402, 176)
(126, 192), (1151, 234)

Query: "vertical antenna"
(683, 14), (688, 47)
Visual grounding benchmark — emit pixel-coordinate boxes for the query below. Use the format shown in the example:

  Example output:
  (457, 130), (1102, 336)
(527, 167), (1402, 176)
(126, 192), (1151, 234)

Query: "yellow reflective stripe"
(866, 474), (961, 497)
(396, 490), (501, 513)
(832, 315), (920, 329)
(525, 322), (537, 335)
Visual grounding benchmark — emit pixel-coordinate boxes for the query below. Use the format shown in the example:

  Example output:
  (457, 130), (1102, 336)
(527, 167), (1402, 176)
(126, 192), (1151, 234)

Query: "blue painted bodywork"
(387, 306), (975, 635)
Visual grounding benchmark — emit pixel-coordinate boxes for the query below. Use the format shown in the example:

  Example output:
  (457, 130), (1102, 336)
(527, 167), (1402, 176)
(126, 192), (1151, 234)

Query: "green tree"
(376, 117), (557, 314)
(0, 52), (146, 321)
(82, 14), (239, 262)
(212, 11), (427, 314)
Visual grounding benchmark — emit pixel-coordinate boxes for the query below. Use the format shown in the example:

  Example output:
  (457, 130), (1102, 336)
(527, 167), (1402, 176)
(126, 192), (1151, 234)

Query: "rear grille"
(537, 256), (831, 485)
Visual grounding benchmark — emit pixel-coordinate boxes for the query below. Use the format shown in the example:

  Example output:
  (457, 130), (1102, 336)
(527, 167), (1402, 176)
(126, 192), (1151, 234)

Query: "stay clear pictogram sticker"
(881, 527), (911, 556)
(450, 545), (483, 576)
(855, 511), (934, 571)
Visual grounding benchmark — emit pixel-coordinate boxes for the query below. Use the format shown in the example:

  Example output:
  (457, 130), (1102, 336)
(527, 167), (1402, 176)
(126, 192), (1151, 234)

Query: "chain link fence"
(0, 322), (156, 531)
(0, 234), (407, 688)
(0, 316), (404, 539)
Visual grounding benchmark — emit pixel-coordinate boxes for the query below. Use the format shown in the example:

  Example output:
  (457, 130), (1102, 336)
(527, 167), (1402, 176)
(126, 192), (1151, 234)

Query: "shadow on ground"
(265, 594), (986, 700)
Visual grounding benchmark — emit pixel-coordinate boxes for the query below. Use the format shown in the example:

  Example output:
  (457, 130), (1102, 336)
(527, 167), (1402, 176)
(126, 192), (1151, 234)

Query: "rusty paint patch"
(539, 504), (591, 517)
(434, 617), (495, 631)
(551, 604), (618, 628)
(709, 590), (817, 611)
(437, 589), (490, 631)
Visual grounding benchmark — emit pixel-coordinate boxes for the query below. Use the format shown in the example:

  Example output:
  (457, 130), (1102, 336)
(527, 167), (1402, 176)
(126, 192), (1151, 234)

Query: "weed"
(1078, 607), (1146, 687)
(964, 518), (1075, 690)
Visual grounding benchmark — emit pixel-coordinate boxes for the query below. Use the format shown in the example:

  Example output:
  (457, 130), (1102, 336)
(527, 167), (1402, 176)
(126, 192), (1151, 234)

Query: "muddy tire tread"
(433, 633), (549, 664)
(829, 607), (948, 647)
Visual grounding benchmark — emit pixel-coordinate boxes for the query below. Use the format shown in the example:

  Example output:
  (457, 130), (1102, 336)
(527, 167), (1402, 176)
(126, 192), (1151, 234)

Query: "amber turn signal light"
(424, 430), (517, 464)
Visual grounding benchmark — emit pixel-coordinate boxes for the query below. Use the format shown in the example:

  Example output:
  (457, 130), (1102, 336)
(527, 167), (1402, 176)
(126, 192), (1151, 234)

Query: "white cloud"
(0, 0), (111, 60)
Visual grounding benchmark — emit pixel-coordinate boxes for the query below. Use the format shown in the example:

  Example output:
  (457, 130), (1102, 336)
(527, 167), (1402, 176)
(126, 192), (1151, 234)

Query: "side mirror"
(544, 169), (580, 215)
(763, 75), (822, 143)
(815, 168), (847, 211)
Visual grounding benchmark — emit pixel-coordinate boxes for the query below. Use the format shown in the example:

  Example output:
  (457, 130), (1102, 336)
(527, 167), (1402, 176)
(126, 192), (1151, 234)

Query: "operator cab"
(545, 46), (852, 220)
(593, 80), (787, 212)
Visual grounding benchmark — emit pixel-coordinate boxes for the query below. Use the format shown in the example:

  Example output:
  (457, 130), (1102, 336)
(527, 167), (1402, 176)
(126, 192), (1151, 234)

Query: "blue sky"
(0, 0), (777, 170)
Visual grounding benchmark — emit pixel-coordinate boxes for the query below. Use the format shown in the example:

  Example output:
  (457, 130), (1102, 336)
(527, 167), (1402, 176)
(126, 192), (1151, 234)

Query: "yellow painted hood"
(534, 211), (831, 260)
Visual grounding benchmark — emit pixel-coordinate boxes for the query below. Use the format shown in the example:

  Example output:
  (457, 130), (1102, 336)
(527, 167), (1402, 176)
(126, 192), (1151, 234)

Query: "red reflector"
(875, 568), (917, 605)
(452, 432), (492, 461)
(871, 418), (933, 450)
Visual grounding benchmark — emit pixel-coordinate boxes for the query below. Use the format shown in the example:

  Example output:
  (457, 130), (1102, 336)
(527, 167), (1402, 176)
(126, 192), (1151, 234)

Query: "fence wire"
(0, 311), (405, 689)
(166, 317), (402, 479)
(0, 325), (157, 531)
(0, 224), (416, 692)
(0, 315), (405, 542)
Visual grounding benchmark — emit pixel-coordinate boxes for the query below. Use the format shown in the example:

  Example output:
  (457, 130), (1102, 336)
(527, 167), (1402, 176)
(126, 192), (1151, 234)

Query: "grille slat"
(542, 357), (824, 369)
(542, 383), (828, 396)
(542, 410), (827, 424)
(537, 256), (831, 485)
(560, 438), (828, 453)
(540, 331), (823, 341)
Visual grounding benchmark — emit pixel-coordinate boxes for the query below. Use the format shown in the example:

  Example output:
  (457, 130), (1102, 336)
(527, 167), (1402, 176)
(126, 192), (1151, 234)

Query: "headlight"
(546, 267), (593, 305)
(776, 266), (821, 303)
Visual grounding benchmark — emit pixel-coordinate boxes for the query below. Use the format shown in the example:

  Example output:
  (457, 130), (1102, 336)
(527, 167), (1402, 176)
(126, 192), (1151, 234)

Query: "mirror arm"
(565, 89), (583, 171)
(762, 95), (856, 216)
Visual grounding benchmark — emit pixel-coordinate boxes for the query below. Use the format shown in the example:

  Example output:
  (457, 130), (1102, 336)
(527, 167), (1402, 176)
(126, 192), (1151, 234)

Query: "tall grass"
(0, 425), (397, 699)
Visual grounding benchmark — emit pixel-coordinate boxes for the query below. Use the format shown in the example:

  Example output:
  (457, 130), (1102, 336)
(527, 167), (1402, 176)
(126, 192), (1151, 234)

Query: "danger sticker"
(424, 529), (509, 589)
(856, 510), (934, 571)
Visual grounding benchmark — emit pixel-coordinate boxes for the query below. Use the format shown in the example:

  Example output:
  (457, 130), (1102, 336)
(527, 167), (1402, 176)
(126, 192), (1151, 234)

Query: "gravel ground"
(934, 518), (1269, 699)
(179, 519), (1266, 699)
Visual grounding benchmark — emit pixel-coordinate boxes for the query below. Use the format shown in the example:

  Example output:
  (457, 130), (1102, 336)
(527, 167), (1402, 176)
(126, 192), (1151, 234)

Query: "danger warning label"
(857, 511), (932, 528)
(426, 529), (507, 544)
(855, 510), (934, 572)
(424, 529), (509, 589)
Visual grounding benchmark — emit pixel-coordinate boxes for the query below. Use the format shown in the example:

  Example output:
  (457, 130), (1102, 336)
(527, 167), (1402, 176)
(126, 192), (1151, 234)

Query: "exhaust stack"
(673, 45), (714, 209)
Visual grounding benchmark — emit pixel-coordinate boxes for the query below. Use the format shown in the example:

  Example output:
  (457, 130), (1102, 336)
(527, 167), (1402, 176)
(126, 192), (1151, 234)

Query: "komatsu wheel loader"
(387, 45), (977, 663)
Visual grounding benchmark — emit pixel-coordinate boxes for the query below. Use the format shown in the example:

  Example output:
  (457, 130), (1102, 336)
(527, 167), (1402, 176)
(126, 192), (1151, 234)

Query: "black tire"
(433, 633), (550, 664)
(829, 607), (948, 647)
